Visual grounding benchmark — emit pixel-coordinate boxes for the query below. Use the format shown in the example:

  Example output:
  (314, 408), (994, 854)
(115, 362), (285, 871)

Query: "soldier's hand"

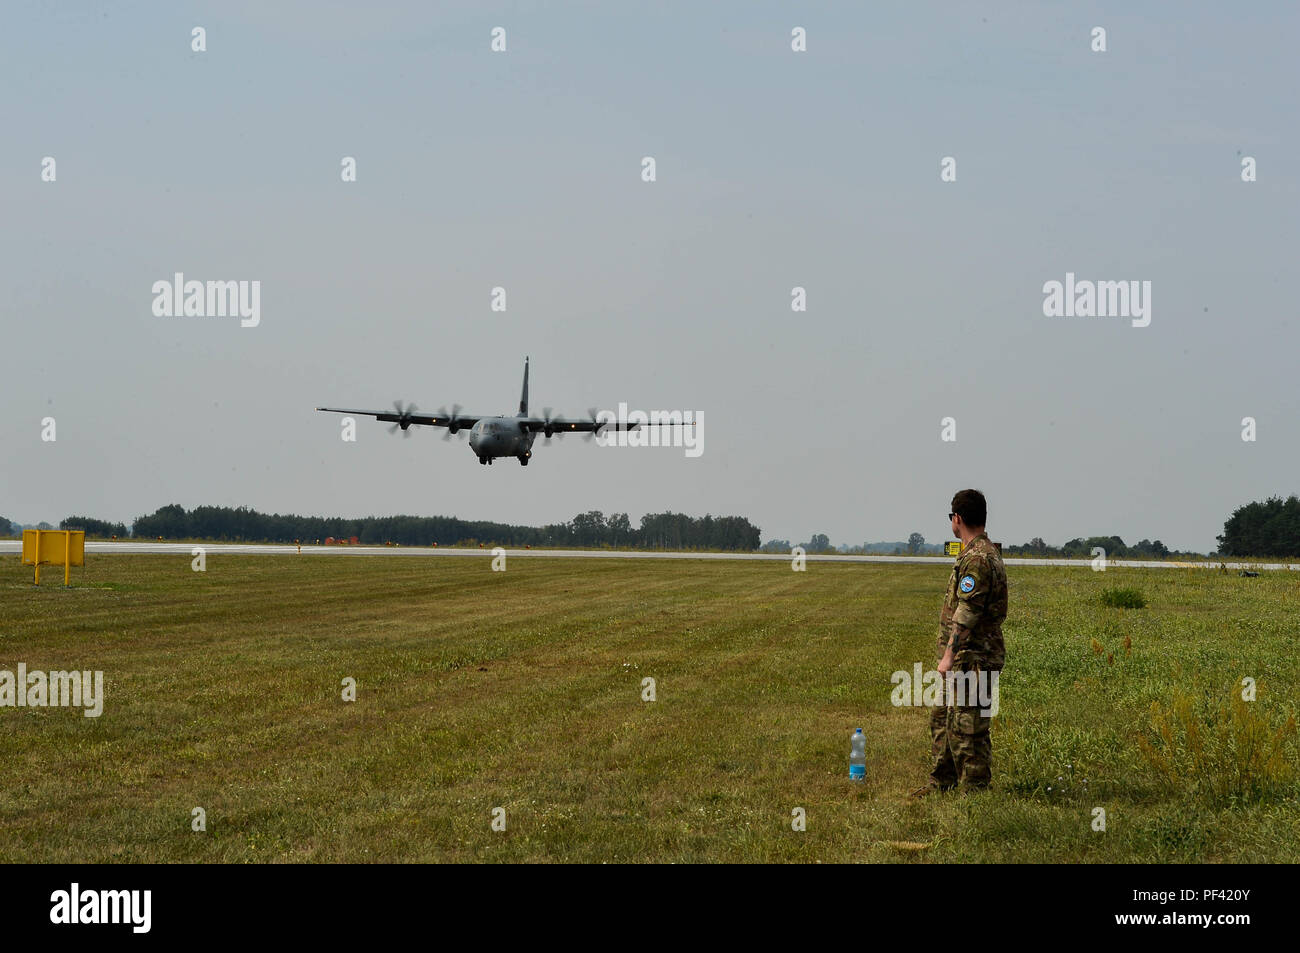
(937, 646), (954, 674)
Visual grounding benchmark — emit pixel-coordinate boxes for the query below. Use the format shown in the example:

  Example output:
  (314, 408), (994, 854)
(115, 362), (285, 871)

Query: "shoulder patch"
(959, 574), (976, 593)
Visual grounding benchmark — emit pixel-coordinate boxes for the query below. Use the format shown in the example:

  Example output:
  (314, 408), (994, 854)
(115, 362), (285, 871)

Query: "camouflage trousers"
(929, 677), (992, 789)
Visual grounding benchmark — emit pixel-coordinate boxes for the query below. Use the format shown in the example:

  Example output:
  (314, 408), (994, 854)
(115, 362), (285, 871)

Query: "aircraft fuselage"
(468, 416), (535, 464)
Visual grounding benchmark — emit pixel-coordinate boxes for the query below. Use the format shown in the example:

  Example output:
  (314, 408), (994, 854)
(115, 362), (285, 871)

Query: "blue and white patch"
(959, 575), (976, 594)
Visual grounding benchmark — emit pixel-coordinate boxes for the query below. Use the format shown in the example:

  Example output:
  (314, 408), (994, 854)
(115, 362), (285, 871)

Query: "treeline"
(119, 504), (760, 550)
(60, 516), (130, 538)
(30, 495), (1300, 556)
(1003, 536), (1173, 558)
(759, 534), (941, 555)
(635, 512), (760, 551)
(1218, 496), (1300, 557)
(3, 518), (74, 537)
(760, 533), (1178, 558)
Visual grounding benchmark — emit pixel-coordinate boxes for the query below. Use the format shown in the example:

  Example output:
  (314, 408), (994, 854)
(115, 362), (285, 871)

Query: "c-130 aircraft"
(317, 357), (674, 466)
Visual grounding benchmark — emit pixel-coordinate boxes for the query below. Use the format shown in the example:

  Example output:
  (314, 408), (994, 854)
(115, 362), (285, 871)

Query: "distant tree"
(1129, 539), (1172, 558)
(807, 533), (831, 553)
(1081, 536), (1127, 557)
(0, 517), (12, 537)
(570, 510), (607, 546)
(607, 513), (632, 546)
(1218, 495), (1300, 557)
(907, 532), (925, 555)
(639, 512), (685, 549)
(1060, 537), (1087, 557)
(132, 503), (191, 539)
(61, 516), (129, 538)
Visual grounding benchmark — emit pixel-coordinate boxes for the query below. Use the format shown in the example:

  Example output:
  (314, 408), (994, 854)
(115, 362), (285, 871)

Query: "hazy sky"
(3, 2), (1297, 553)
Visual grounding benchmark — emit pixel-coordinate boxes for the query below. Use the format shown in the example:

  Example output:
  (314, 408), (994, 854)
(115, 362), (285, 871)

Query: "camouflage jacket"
(937, 532), (1008, 671)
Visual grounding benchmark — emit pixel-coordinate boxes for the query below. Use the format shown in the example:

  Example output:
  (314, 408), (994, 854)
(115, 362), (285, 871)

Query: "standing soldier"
(912, 489), (1008, 795)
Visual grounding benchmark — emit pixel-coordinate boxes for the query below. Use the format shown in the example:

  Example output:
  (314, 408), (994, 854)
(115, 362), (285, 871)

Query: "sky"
(3, 1), (1297, 553)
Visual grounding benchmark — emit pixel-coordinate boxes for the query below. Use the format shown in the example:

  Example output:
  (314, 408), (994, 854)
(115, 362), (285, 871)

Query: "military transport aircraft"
(317, 358), (673, 466)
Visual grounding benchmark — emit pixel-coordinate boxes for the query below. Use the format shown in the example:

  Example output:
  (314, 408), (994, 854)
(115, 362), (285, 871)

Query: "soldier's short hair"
(951, 489), (987, 528)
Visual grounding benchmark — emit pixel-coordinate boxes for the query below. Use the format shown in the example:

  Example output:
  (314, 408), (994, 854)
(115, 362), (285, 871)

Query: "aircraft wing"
(315, 407), (483, 429)
(517, 415), (683, 434)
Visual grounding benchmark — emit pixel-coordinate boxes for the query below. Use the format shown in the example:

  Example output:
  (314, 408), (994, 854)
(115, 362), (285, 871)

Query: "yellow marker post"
(22, 529), (85, 587)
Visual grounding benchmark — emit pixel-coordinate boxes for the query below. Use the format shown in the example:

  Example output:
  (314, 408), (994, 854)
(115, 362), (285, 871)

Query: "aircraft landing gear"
(478, 455), (488, 465)
(518, 454), (529, 466)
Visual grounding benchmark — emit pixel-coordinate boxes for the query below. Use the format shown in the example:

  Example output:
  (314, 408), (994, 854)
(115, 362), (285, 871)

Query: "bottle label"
(849, 765), (865, 780)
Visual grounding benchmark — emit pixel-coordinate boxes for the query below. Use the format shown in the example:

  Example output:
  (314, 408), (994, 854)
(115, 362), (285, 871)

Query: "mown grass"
(1, 555), (1296, 863)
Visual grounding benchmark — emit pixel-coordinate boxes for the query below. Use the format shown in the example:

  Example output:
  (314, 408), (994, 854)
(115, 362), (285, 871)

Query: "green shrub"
(1100, 587), (1146, 609)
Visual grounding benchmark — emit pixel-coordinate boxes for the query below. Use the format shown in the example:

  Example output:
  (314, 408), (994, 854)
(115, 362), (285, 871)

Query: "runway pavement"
(1, 540), (1296, 570)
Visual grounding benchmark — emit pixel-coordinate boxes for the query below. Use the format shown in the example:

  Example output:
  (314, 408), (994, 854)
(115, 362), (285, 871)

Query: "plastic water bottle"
(849, 728), (866, 781)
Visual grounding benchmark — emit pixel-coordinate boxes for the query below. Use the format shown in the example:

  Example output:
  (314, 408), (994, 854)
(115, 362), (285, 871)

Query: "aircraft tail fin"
(519, 356), (529, 416)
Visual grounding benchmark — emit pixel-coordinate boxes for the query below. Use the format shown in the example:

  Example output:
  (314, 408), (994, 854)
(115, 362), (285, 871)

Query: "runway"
(1, 540), (1295, 571)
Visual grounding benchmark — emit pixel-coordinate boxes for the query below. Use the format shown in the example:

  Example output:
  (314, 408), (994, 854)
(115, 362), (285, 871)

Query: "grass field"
(2, 554), (1297, 863)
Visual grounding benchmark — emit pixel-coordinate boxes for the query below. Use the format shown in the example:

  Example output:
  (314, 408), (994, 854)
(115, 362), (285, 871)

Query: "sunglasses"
(948, 513), (957, 520)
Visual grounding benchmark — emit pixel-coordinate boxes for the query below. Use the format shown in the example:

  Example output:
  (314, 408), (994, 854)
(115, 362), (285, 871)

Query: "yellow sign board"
(944, 541), (962, 557)
(21, 529), (85, 586)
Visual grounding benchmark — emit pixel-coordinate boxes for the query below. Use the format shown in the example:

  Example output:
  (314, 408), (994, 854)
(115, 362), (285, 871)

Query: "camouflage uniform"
(929, 532), (1008, 790)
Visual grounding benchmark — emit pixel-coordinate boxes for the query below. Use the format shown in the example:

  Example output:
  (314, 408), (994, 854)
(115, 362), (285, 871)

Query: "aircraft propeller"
(387, 400), (419, 438)
(584, 407), (605, 442)
(541, 407), (562, 441)
(437, 404), (466, 440)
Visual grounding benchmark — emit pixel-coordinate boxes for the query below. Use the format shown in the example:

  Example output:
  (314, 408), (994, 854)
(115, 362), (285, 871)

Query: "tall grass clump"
(1137, 689), (1298, 804)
